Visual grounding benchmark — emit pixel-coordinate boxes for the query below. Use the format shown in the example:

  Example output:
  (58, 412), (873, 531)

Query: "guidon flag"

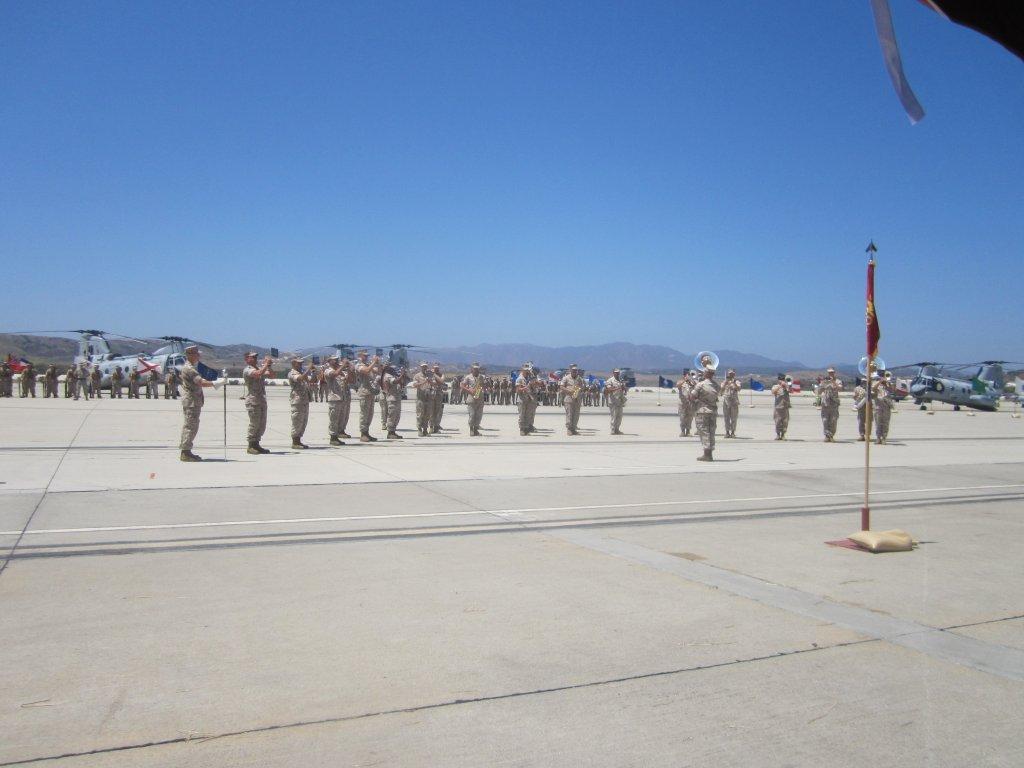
(866, 242), (881, 359)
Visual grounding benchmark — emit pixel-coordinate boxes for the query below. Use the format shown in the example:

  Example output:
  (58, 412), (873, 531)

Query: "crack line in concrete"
(0, 406), (95, 579)
(0, 638), (875, 766)
(549, 529), (1024, 682)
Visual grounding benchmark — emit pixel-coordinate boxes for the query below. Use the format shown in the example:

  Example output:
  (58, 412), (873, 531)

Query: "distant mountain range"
(1, 334), (809, 374)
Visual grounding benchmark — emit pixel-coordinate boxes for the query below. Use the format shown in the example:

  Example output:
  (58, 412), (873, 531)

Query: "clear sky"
(2, 1), (1021, 367)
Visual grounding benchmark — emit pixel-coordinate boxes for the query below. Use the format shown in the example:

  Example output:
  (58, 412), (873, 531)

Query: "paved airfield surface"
(1, 389), (1022, 767)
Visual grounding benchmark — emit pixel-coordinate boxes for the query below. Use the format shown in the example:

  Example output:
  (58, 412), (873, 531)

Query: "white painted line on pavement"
(1, 483), (1021, 537)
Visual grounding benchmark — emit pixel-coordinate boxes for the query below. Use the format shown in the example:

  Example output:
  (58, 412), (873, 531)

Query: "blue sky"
(2, 1), (1021, 367)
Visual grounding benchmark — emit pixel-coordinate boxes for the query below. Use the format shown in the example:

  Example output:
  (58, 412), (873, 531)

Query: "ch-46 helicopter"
(9, 330), (210, 386)
(889, 360), (1023, 412)
(305, 342), (435, 370)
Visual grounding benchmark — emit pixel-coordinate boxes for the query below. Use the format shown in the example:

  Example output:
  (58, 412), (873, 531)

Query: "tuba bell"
(693, 350), (720, 372)
(858, 356), (886, 377)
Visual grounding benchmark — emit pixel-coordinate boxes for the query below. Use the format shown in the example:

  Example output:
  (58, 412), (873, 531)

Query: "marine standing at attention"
(0, 362), (11, 397)
(111, 366), (124, 398)
(164, 366), (179, 399)
(127, 367), (140, 399)
(287, 357), (311, 449)
(43, 364), (58, 398)
(771, 374), (791, 440)
(179, 345), (214, 462)
(89, 365), (101, 399)
(429, 363), (446, 433)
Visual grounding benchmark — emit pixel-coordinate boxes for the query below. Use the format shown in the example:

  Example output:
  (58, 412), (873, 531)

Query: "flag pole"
(862, 241), (879, 531)
(222, 368), (228, 460)
(863, 359), (873, 531)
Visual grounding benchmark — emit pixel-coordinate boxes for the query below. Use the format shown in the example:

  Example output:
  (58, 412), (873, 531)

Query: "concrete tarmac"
(1, 389), (1022, 766)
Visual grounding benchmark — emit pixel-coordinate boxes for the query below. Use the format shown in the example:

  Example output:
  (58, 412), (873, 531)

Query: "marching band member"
(460, 362), (488, 436)
(287, 356), (311, 449)
(771, 374), (791, 440)
(412, 362), (434, 436)
(515, 363), (541, 435)
(676, 369), (695, 437)
(605, 368), (628, 435)
(691, 364), (721, 461)
(243, 351), (274, 454)
(559, 364), (585, 436)
(819, 367), (841, 442)
(323, 355), (350, 445)
(355, 350), (380, 442)
(720, 369), (741, 438)
(872, 371), (894, 444)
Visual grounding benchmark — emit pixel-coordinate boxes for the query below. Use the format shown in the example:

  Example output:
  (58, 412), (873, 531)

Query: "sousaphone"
(858, 356), (887, 377)
(693, 351), (720, 372)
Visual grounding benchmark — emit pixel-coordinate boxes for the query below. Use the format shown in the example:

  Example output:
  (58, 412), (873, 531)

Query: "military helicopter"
(890, 360), (1023, 412)
(308, 342), (434, 370)
(6, 330), (211, 386)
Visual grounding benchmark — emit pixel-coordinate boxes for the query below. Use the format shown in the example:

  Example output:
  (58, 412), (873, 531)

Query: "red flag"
(866, 250), (881, 358)
(136, 356), (161, 374)
(6, 354), (28, 373)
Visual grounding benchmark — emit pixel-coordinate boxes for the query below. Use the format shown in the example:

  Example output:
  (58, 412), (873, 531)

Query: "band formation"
(0, 349), (896, 463)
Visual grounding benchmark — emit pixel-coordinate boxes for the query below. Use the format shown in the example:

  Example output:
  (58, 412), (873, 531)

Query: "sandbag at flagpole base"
(827, 529), (917, 553)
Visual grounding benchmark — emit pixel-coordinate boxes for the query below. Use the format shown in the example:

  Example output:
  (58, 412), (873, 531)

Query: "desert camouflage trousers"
(722, 399), (738, 436)
(678, 402), (693, 435)
(246, 401), (267, 443)
(466, 398), (483, 431)
(564, 397), (581, 432)
(386, 395), (402, 432)
(821, 405), (839, 439)
(696, 412), (716, 451)
(518, 398), (537, 432)
(774, 408), (789, 438)
(358, 390), (375, 434)
(328, 396), (350, 437)
(179, 403), (201, 451)
(291, 401), (309, 440)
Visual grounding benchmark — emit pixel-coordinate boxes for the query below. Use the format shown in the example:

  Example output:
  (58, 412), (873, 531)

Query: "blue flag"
(749, 377), (765, 392)
(196, 361), (220, 382)
(658, 375), (675, 388)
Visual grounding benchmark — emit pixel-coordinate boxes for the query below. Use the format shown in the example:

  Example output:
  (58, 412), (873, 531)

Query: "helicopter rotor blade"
(3, 329), (86, 335)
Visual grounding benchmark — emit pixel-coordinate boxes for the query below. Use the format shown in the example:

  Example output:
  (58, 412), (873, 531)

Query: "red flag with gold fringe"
(866, 243), (881, 358)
